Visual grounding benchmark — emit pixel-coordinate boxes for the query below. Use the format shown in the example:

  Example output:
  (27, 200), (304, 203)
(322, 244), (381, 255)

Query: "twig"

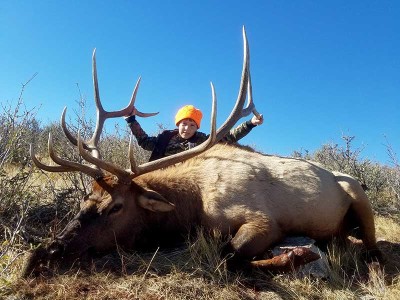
(135, 247), (159, 298)
(0, 250), (25, 275)
(142, 247), (159, 281)
(16, 72), (39, 112)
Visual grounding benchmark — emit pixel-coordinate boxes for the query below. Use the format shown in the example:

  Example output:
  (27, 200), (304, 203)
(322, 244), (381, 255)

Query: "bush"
(0, 103), (40, 167)
(0, 77), (44, 275)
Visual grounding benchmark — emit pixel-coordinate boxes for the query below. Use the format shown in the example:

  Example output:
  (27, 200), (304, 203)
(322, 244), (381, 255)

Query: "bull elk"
(24, 28), (380, 277)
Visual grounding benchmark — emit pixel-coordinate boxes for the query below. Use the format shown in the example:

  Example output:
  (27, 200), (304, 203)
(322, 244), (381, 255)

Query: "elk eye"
(109, 203), (123, 215)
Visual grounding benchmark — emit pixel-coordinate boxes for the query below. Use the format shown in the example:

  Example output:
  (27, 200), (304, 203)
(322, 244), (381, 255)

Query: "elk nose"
(48, 240), (65, 258)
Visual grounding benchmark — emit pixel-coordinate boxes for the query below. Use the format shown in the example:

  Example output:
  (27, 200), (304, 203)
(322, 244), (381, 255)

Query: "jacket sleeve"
(126, 116), (157, 151)
(220, 120), (256, 143)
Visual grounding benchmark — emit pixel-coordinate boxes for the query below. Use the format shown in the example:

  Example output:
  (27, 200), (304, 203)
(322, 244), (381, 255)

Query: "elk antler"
(31, 49), (157, 178)
(215, 26), (256, 141)
(60, 49), (158, 159)
(31, 26), (254, 184)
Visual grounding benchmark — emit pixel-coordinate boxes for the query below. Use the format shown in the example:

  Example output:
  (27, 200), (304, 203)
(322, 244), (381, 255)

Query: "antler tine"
(241, 71), (255, 116)
(215, 26), (250, 141)
(89, 48), (107, 153)
(48, 132), (104, 178)
(77, 133), (133, 183)
(129, 135), (139, 174)
(58, 51), (102, 156)
(108, 77), (159, 118)
(238, 28), (261, 119)
(128, 82), (218, 178)
(60, 107), (91, 150)
(30, 133), (104, 179)
(30, 143), (73, 172)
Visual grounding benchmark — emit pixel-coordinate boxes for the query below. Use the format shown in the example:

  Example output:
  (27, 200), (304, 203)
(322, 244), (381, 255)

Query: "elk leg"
(230, 221), (282, 258)
(250, 247), (321, 272)
(334, 173), (378, 250)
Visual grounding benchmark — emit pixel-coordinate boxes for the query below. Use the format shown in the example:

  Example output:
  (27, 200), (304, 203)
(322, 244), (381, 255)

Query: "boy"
(125, 105), (263, 161)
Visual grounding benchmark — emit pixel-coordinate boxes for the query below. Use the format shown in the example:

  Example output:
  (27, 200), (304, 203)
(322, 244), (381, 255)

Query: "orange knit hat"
(175, 105), (203, 128)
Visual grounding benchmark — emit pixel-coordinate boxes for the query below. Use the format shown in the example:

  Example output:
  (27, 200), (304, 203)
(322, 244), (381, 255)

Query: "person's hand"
(125, 106), (138, 117)
(251, 114), (264, 126)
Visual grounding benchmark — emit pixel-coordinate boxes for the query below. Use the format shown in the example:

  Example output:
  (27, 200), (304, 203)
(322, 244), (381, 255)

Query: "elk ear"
(137, 189), (175, 212)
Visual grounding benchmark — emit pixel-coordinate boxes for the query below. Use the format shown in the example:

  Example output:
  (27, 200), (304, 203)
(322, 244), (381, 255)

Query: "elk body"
(24, 28), (379, 276)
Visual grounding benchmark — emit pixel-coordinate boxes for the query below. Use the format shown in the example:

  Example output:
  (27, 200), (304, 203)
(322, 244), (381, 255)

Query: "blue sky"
(1, 1), (399, 164)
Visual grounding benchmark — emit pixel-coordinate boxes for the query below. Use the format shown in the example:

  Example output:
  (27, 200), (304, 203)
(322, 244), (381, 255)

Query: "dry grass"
(1, 160), (400, 299)
(1, 215), (400, 300)
(1, 163), (400, 299)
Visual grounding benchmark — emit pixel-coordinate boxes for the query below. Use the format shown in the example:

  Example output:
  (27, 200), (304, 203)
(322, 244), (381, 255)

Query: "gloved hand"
(124, 107), (138, 123)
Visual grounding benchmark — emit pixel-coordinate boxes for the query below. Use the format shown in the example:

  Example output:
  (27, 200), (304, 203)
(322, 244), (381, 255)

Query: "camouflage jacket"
(126, 116), (256, 161)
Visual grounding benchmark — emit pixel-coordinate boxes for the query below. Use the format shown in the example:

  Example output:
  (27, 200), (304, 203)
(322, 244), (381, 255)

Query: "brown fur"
(23, 143), (378, 276)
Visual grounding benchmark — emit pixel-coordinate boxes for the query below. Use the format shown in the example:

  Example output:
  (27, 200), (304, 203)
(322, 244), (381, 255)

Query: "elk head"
(23, 27), (258, 277)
